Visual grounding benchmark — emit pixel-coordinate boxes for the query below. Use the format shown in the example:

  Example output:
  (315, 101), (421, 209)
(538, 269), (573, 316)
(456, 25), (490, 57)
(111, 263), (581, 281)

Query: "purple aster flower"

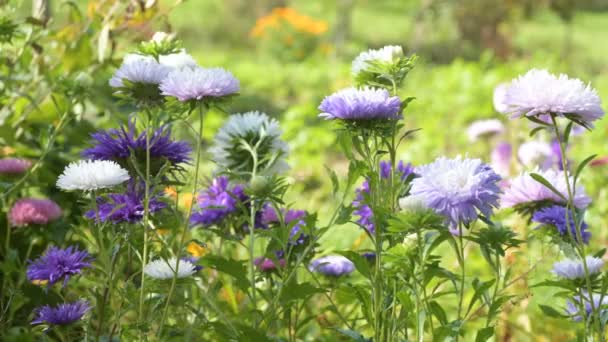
(181, 257), (203, 272)
(410, 156), (502, 228)
(260, 205), (306, 226)
(552, 256), (603, 279)
(491, 142), (512, 177)
(0, 158), (32, 175)
(27, 246), (93, 287)
(309, 255), (355, 277)
(353, 160), (415, 233)
(85, 182), (166, 224)
(502, 69), (604, 125)
(32, 300), (91, 327)
(362, 252), (376, 262)
(466, 119), (504, 142)
(532, 205), (591, 244)
(550, 139), (570, 171)
(190, 176), (248, 227)
(254, 257), (286, 272)
(82, 119), (191, 166)
(160, 66), (240, 102)
(318, 87), (402, 120)
(566, 292), (608, 322)
(109, 56), (171, 88)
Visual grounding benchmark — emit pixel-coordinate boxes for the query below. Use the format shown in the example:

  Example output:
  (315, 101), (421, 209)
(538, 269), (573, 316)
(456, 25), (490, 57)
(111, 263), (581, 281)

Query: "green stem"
(138, 109), (153, 333)
(485, 252), (501, 328)
(456, 223), (465, 336)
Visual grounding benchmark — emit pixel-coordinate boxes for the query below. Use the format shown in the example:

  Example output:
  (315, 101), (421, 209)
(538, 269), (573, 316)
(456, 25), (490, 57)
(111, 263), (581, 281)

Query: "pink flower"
(254, 257), (285, 272)
(0, 158), (32, 175)
(9, 198), (62, 227)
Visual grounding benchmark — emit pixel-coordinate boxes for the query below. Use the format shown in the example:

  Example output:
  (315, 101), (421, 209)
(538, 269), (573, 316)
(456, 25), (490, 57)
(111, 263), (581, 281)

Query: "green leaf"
(529, 126), (545, 137)
(539, 304), (568, 318)
(573, 154), (597, 187)
(466, 278), (496, 316)
(337, 250), (371, 280)
(200, 256), (249, 291)
(530, 173), (567, 201)
(280, 281), (323, 304)
(475, 327), (494, 342)
(563, 121), (574, 144)
(429, 301), (448, 324)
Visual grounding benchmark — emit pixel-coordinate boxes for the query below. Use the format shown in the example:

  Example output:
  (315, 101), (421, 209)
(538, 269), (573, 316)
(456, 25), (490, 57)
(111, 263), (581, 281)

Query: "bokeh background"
(5, 0), (608, 340)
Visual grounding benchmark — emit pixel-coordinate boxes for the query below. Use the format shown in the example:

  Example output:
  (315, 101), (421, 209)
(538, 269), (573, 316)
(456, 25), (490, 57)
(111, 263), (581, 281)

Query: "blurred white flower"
(144, 257), (196, 280)
(56, 160), (130, 191)
(466, 119), (504, 141)
(352, 45), (403, 76)
(517, 141), (553, 169)
(151, 31), (172, 43)
(493, 83), (509, 113)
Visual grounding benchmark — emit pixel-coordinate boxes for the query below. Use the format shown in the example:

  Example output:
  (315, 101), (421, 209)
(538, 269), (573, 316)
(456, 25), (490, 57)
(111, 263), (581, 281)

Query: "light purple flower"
(502, 69), (604, 125)
(410, 156), (501, 228)
(552, 256), (603, 279)
(318, 87), (402, 120)
(517, 141), (554, 169)
(566, 292), (608, 322)
(491, 142), (512, 177)
(309, 255), (355, 277)
(160, 66), (240, 102)
(109, 56), (171, 88)
(0, 158), (32, 174)
(466, 119), (504, 142)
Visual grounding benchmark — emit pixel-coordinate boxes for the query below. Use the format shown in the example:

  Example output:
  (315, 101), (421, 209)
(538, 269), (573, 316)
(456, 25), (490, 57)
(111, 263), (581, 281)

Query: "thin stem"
(248, 145), (259, 327)
(485, 252), (501, 328)
(456, 224), (466, 334)
(158, 105), (206, 336)
(138, 109), (153, 332)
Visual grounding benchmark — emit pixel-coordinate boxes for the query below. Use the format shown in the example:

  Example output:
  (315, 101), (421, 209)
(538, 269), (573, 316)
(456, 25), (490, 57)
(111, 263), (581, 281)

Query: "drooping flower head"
(309, 255), (355, 277)
(466, 119), (504, 142)
(566, 292), (608, 322)
(501, 169), (591, 210)
(56, 160), (130, 191)
(491, 142), (512, 177)
(517, 141), (554, 169)
(144, 257), (197, 279)
(0, 158), (31, 175)
(353, 160), (415, 233)
(85, 182), (166, 224)
(209, 111), (289, 175)
(352, 45), (403, 77)
(160, 66), (240, 102)
(318, 87), (402, 121)
(9, 198), (62, 227)
(410, 157), (502, 228)
(82, 118), (191, 173)
(532, 205), (591, 244)
(32, 300), (91, 327)
(190, 176), (248, 227)
(553, 256), (603, 279)
(27, 246), (93, 287)
(502, 69), (604, 126)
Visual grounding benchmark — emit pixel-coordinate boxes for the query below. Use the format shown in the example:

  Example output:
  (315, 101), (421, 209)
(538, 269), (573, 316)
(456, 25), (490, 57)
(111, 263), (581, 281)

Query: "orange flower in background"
(164, 187), (195, 210)
(250, 7), (327, 38)
(187, 241), (207, 257)
(1, 146), (16, 156)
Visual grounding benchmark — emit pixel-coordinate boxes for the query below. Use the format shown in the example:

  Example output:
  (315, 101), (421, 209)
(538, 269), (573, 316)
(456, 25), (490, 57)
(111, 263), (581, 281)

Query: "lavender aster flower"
(209, 111), (289, 174)
(532, 205), (591, 244)
(27, 246), (92, 287)
(190, 176), (247, 227)
(160, 66), (240, 102)
(32, 300), (91, 327)
(82, 119), (191, 166)
(0, 158), (32, 174)
(566, 292), (608, 322)
(552, 256), (603, 279)
(109, 56), (171, 88)
(318, 87), (401, 121)
(503, 69), (604, 125)
(501, 169), (591, 209)
(309, 255), (355, 277)
(85, 182), (166, 224)
(491, 142), (512, 177)
(410, 157), (501, 228)
(466, 119), (504, 142)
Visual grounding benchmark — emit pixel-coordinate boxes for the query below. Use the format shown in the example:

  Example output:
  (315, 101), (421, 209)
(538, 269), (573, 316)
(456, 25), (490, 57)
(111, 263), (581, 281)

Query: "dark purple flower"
(82, 119), (191, 166)
(27, 246), (92, 287)
(309, 255), (355, 277)
(353, 160), (415, 233)
(181, 257), (203, 272)
(261, 205), (306, 225)
(362, 252), (376, 261)
(532, 205), (590, 244)
(319, 87), (402, 120)
(32, 300), (91, 327)
(254, 257), (286, 272)
(85, 182), (166, 224)
(190, 176), (248, 227)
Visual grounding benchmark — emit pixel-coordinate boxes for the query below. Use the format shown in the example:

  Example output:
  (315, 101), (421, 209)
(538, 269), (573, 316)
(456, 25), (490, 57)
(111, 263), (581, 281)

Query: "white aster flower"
(553, 256), (604, 279)
(493, 83), (510, 113)
(398, 195), (428, 212)
(466, 119), (504, 141)
(209, 111), (289, 175)
(517, 141), (554, 169)
(151, 31), (172, 43)
(158, 50), (198, 70)
(503, 69), (604, 125)
(160, 66), (239, 102)
(500, 168), (591, 209)
(352, 45), (403, 76)
(56, 160), (130, 191)
(144, 257), (196, 280)
(109, 56), (172, 88)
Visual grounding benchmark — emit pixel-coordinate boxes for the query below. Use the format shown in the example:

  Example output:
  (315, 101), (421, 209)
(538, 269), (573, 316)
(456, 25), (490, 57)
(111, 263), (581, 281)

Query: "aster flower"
(352, 45), (403, 76)
(27, 246), (92, 287)
(157, 50), (198, 70)
(109, 55), (172, 88)
(491, 142), (512, 177)
(82, 118), (191, 168)
(398, 194), (428, 212)
(181, 256), (203, 272)
(160, 66), (240, 102)
(32, 300), (91, 327)
(502, 69), (604, 126)
(354, 160), (415, 233)
(190, 176), (248, 227)
(517, 141), (554, 169)
(309, 255), (355, 277)
(254, 257), (286, 272)
(410, 157), (501, 228)
(493, 83), (509, 114)
(552, 256), (603, 279)
(56, 160), (130, 191)
(0, 158), (31, 174)
(501, 169), (591, 209)
(144, 257), (197, 279)
(9, 198), (62, 227)
(566, 292), (608, 322)
(466, 119), (504, 142)
(85, 182), (166, 224)
(318, 87), (402, 121)
(532, 205), (590, 244)
(208, 111), (289, 174)
(261, 205), (306, 226)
